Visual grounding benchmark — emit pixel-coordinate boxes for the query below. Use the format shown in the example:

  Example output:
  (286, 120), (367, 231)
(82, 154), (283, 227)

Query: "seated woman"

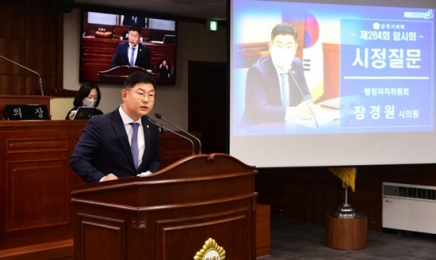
(65, 82), (103, 120)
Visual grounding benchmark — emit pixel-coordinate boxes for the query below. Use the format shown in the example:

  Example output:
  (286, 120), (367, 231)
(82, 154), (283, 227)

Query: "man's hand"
(102, 173), (118, 181)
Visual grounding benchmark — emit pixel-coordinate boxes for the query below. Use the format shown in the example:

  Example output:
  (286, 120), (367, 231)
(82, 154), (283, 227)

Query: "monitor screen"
(229, 0), (436, 167)
(79, 11), (177, 85)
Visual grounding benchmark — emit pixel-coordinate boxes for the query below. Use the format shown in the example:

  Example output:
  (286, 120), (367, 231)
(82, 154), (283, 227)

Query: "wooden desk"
(0, 120), (200, 254)
(0, 95), (52, 118)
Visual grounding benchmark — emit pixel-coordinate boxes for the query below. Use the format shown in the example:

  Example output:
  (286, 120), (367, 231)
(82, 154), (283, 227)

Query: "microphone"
(0, 55), (44, 96)
(288, 68), (318, 128)
(145, 116), (195, 155)
(155, 113), (202, 154)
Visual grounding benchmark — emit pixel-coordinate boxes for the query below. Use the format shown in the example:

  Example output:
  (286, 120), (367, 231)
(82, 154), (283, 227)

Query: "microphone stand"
(146, 117), (195, 155)
(289, 68), (318, 128)
(155, 113), (202, 154)
(0, 55), (44, 96)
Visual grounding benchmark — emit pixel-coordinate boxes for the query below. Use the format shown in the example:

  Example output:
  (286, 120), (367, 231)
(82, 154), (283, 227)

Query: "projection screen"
(229, 0), (436, 167)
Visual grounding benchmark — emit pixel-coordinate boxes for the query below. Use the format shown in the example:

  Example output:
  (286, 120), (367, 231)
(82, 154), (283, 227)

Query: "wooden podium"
(71, 153), (258, 260)
(97, 65), (158, 82)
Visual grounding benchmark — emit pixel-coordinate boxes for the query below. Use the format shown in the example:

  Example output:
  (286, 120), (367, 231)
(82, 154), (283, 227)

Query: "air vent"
(383, 182), (436, 234)
(384, 184), (436, 200)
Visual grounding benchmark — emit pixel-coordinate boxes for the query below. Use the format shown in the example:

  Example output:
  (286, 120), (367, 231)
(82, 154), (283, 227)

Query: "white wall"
(62, 9), (226, 129)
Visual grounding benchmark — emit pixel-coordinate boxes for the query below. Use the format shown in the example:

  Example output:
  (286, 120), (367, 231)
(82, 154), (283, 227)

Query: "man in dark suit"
(70, 71), (160, 183)
(111, 24), (151, 70)
(242, 23), (315, 125)
(122, 15), (146, 28)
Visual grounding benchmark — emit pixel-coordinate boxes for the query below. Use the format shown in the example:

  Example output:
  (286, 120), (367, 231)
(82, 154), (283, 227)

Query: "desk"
(234, 97), (363, 136)
(0, 95), (52, 119)
(0, 120), (200, 253)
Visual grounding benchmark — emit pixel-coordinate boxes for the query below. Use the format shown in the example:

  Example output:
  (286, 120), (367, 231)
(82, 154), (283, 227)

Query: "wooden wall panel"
(25, 75), (57, 94)
(0, 1), (26, 38)
(26, 40), (58, 76)
(25, 4), (58, 41)
(6, 161), (68, 231)
(0, 121), (86, 250)
(158, 215), (246, 259)
(0, 0), (63, 95)
(0, 39), (26, 75)
(0, 76), (25, 95)
(78, 214), (126, 259)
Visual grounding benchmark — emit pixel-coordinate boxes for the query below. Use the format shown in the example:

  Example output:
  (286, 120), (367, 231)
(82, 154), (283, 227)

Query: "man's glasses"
(126, 89), (155, 100)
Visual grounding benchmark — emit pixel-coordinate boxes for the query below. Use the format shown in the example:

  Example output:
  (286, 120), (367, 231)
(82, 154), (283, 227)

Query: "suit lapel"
(123, 42), (129, 62)
(263, 56), (281, 95)
(111, 110), (136, 169)
(136, 45), (144, 66)
(138, 116), (152, 172)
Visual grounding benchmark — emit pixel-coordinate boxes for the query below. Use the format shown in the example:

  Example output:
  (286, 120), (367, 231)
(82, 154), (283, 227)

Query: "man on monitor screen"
(111, 24), (151, 70)
(122, 15), (146, 28)
(242, 23), (316, 126)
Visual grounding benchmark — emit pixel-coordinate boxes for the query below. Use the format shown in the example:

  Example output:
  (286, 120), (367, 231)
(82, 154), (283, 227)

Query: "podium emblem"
(193, 238), (226, 260)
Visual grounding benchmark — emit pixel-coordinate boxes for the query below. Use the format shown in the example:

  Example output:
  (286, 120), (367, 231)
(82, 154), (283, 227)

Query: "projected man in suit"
(242, 23), (315, 125)
(111, 24), (151, 70)
(70, 71), (160, 183)
(122, 15), (146, 28)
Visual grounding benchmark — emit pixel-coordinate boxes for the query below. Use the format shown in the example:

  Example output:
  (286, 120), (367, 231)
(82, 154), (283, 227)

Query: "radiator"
(382, 182), (436, 234)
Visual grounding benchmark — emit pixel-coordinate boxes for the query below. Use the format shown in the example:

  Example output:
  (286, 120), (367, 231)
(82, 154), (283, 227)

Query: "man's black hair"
(124, 71), (156, 90)
(271, 23), (298, 42)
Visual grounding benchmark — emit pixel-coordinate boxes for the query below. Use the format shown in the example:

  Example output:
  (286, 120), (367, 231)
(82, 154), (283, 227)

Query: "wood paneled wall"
(0, 0), (63, 95)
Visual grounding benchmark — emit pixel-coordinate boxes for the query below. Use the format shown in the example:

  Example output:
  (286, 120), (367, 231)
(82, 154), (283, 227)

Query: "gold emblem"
(193, 238), (226, 260)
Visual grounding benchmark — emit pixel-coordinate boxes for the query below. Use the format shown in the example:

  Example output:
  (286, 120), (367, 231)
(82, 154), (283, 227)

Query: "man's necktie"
(130, 47), (135, 66)
(280, 72), (290, 107)
(129, 122), (139, 169)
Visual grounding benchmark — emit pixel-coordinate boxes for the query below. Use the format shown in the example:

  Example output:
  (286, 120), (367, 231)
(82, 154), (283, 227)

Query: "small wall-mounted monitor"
(79, 10), (177, 85)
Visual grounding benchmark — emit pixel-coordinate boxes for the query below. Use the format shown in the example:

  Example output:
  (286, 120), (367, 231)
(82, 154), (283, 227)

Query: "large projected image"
(230, 0), (436, 167)
(231, 2), (435, 136)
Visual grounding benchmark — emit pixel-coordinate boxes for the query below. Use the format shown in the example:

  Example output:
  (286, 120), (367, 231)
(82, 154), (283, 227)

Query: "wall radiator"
(382, 182), (436, 234)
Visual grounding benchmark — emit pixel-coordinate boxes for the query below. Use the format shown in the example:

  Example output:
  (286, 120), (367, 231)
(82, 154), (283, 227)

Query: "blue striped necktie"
(130, 47), (136, 66)
(129, 122), (139, 169)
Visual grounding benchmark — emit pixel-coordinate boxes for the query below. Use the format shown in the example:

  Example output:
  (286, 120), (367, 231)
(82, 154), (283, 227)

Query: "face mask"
(83, 98), (96, 108)
(270, 48), (295, 71)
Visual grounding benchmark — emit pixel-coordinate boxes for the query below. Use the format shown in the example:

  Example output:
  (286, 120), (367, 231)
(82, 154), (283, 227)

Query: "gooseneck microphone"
(288, 68), (319, 128)
(146, 116), (195, 155)
(0, 55), (44, 96)
(155, 113), (202, 154)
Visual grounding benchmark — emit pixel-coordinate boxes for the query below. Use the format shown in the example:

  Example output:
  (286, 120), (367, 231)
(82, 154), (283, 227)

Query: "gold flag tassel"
(328, 167), (356, 192)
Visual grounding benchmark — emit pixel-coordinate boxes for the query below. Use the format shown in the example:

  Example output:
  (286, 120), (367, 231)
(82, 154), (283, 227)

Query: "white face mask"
(270, 48), (295, 71)
(82, 98), (97, 108)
